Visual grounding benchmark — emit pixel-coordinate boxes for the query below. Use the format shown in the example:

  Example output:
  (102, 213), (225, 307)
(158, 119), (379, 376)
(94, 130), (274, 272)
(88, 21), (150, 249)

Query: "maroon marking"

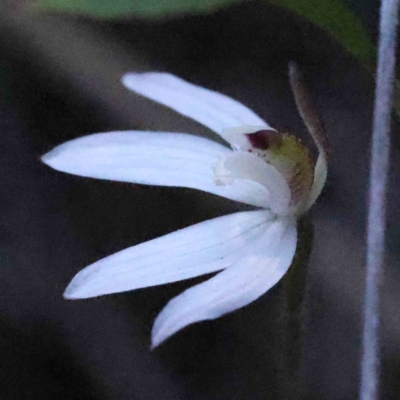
(245, 130), (282, 150)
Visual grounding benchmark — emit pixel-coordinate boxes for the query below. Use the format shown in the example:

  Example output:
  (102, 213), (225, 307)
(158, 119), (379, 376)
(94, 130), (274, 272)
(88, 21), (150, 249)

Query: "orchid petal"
(151, 217), (297, 348)
(64, 210), (273, 299)
(42, 131), (271, 208)
(122, 72), (270, 135)
(213, 151), (291, 216)
(306, 153), (328, 209)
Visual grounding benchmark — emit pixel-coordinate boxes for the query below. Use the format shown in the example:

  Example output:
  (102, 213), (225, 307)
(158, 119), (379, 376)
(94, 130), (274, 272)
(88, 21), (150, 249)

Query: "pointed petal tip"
(151, 322), (167, 349)
(63, 283), (83, 300)
(121, 72), (139, 88)
(41, 150), (56, 167)
(63, 294), (79, 301)
(63, 284), (102, 300)
(147, 218), (297, 346)
(121, 72), (161, 92)
(150, 302), (189, 349)
(150, 321), (175, 350)
(150, 339), (160, 351)
(63, 273), (100, 300)
(41, 145), (74, 173)
(149, 338), (165, 351)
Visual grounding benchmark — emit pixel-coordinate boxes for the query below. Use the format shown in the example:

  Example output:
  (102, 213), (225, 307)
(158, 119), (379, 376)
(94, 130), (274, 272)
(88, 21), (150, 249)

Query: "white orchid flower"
(42, 64), (328, 348)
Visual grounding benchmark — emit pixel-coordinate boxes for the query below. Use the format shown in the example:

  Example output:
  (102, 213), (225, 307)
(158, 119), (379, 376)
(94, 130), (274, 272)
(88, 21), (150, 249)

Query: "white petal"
(42, 131), (271, 208)
(64, 210), (274, 299)
(122, 72), (270, 135)
(306, 153), (327, 209)
(151, 217), (297, 348)
(213, 151), (291, 216)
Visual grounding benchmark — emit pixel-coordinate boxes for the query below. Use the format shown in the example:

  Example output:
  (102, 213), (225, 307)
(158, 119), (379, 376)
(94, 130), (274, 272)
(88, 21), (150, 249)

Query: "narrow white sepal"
(64, 210), (274, 299)
(121, 72), (269, 135)
(151, 217), (297, 348)
(305, 153), (327, 210)
(41, 131), (271, 208)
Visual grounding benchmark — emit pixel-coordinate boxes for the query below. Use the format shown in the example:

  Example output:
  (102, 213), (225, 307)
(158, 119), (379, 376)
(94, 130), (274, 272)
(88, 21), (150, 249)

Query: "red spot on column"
(245, 130), (282, 150)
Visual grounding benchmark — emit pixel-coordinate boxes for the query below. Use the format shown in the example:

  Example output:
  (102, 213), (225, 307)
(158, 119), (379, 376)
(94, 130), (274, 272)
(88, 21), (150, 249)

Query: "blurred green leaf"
(35, 0), (376, 66)
(36, 0), (400, 121)
(34, 0), (240, 18)
(35, 0), (376, 65)
(269, 0), (376, 65)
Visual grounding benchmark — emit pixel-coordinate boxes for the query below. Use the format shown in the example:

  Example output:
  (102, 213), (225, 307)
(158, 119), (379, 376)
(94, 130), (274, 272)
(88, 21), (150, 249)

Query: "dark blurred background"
(1, 0), (400, 399)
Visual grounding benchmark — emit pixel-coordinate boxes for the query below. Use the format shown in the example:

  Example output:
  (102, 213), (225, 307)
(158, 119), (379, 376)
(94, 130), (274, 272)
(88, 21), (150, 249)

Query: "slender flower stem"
(278, 216), (313, 399)
(360, 1), (399, 399)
